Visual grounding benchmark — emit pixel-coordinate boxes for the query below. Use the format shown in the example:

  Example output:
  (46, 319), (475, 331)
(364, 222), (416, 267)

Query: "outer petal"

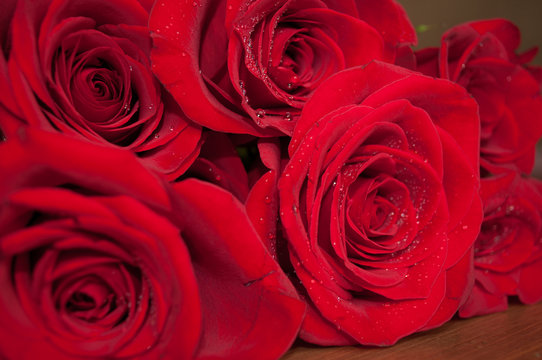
(323, 0), (416, 59)
(173, 179), (305, 360)
(149, 0), (271, 136)
(517, 259), (542, 304)
(0, 127), (171, 210)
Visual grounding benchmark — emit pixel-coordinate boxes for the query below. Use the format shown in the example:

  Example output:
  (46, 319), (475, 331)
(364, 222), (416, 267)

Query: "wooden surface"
(283, 301), (542, 360)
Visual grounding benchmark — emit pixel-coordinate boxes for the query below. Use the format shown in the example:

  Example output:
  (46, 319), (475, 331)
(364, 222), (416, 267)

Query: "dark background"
(397, 0), (542, 177)
(397, 0), (542, 65)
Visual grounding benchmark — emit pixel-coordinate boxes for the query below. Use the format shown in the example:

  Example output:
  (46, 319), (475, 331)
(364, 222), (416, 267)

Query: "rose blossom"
(0, 126), (305, 359)
(277, 61), (482, 345)
(459, 172), (542, 317)
(150, 0), (415, 136)
(415, 19), (542, 174)
(1, 0), (202, 180)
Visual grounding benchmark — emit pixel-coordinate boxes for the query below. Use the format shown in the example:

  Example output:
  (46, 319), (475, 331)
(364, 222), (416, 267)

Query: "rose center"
(67, 291), (96, 311)
(88, 69), (120, 100)
(62, 276), (119, 323)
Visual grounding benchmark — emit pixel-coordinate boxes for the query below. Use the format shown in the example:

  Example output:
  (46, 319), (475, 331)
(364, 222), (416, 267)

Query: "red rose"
(2, 0), (202, 179)
(0, 127), (305, 359)
(278, 61), (482, 345)
(459, 173), (542, 317)
(150, 0), (415, 136)
(415, 19), (542, 174)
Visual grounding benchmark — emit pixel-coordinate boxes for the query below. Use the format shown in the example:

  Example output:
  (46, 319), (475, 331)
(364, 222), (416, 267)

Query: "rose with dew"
(150, 0), (415, 135)
(278, 61), (483, 345)
(2, 0), (202, 179)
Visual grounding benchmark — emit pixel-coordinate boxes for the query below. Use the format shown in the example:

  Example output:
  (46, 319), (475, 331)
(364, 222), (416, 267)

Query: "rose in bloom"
(150, 0), (415, 136)
(0, 127), (304, 359)
(459, 173), (542, 317)
(278, 61), (483, 345)
(2, 0), (202, 179)
(415, 19), (542, 174)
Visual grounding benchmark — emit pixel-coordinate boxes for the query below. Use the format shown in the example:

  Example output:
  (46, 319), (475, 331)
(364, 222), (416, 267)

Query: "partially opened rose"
(278, 61), (482, 345)
(150, 0), (415, 135)
(415, 19), (542, 174)
(459, 173), (542, 317)
(0, 127), (304, 359)
(3, 0), (202, 179)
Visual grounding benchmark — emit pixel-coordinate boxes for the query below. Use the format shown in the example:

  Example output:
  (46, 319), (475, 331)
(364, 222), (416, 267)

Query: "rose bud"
(150, 0), (416, 136)
(278, 61), (482, 345)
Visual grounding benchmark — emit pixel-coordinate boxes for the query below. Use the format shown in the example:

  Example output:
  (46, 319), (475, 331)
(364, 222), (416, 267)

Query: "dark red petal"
(296, 257), (446, 346)
(468, 19), (521, 54)
(421, 249), (474, 330)
(363, 74), (480, 171)
(173, 179), (305, 359)
(459, 281), (508, 318)
(138, 124), (202, 181)
(517, 259), (542, 304)
(150, 0), (272, 136)
(245, 139), (281, 256)
(0, 128), (171, 209)
(299, 299), (357, 346)
(291, 61), (412, 154)
(414, 47), (440, 77)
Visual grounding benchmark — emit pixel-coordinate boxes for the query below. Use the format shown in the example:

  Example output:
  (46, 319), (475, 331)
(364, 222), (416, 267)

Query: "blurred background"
(397, 0), (542, 178)
(397, 0), (542, 64)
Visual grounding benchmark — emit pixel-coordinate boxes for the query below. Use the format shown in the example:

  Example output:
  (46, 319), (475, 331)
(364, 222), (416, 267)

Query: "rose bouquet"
(0, 0), (541, 359)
